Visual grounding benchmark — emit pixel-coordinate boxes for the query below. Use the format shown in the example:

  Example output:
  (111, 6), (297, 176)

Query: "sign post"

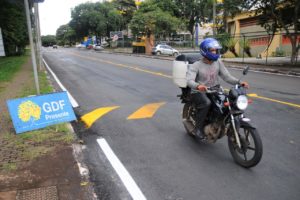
(7, 92), (76, 134)
(24, 0), (40, 94)
(0, 28), (5, 57)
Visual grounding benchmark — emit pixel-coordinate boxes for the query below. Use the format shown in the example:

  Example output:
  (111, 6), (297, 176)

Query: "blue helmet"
(200, 38), (222, 61)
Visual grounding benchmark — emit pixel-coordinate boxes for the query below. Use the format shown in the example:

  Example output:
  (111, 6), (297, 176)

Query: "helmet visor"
(209, 48), (221, 55)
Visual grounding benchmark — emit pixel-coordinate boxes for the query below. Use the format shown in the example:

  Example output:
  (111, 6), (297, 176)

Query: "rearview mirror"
(243, 66), (250, 75)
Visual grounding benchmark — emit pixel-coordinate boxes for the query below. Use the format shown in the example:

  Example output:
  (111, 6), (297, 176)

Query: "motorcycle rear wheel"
(182, 103), (196, 137)
(228, 127), (263, 168)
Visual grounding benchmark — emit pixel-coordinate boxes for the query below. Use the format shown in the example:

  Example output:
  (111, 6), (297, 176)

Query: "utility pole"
(24, 0), (40, 95)
(213, 0), (216, 36)
(34, 2), (43, 71)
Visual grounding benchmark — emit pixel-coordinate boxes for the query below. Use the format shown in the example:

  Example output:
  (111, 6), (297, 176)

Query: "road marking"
(248, 93), (300, 108)
(66, 51), (300, 109)
(67, 52), (172, 79)
(97, 138), (147, 200)
(43, 59), (79, 107)
(127, 102), (166, 120)
(81, 106), (120, 128)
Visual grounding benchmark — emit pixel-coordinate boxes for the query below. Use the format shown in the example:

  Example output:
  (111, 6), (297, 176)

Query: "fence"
(113, 31), (298, 62)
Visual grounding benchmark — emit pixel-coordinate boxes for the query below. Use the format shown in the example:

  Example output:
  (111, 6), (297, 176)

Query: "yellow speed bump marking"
(81, 106), (120, 128)
(127, 102), (166, 120)
(247, 93), (300, 108)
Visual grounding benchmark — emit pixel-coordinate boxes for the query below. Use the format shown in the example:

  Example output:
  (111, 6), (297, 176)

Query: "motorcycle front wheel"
(228, 127), (263, 168)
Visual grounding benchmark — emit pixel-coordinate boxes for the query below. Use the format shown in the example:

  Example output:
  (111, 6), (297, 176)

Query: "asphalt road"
(43, 48), (300, 200)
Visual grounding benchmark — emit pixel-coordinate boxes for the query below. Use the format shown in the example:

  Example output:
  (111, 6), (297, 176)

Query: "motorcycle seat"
(175, 53), (203, 64)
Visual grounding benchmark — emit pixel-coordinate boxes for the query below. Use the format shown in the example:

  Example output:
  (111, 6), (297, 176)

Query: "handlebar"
(205, 85), (223, 94)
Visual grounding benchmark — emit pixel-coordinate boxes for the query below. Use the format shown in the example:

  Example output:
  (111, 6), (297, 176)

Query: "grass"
(0, 52), (28, 82)
(2, 163), (17, 172)
(0, 51), (76, 172)
(19, 124), (75, 144)
(18, 70), (53, 98)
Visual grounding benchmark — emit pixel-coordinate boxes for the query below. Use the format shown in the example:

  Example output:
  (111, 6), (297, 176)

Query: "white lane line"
(97, 138), (147, 200)
(43, 58), (79, 107)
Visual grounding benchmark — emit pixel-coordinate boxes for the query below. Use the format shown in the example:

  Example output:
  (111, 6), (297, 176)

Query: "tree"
(0, 0), (28, 56)
(150, 0), (180, 16)
(129, 1), (181, 38)
(173, 0), (205, 45)
(56, 25), (75, 46)
(111, 0), (137, 31)
(41, 35), (56, 47)
(246, 0), (300, 64)
(129, 1), (181, 54)
(70, 2), (122, 40)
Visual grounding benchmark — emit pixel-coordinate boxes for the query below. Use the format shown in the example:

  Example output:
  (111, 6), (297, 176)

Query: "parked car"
(152, 44), (179, 56)
(76, 44), (85, 48)
(52, 45), (58, 49)
(94, 44), (104, 51)
(100, 41), (109, 47)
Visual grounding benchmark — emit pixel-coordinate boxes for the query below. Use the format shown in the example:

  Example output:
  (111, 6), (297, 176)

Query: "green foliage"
(223, 37), (239, 57)
(272, 48), (285, 57)
(2, 163), (17, 172)
(0, 0), (28, 56)
(0, 53), (27, 82)
(150, 0), (179, 16)
(239, 37), (252, 57)
(111, 0), (137, 30)
(56, 24), (76, 46)
(129, 2), (181, 38)
(70, 2), (122, 39)
(19, 70), (54, 98)
(41, 35), (57, 47)
(173, 0), (206, 36)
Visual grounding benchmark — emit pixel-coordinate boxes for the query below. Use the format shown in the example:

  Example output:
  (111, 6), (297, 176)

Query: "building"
(226, 10), (296, 58)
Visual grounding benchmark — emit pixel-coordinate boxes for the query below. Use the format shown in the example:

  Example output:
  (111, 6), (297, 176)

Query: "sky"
(39, 0), (102, 36)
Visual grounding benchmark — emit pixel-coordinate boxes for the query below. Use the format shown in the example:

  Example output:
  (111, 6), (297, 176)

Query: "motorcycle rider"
(186, 38), (249, 140)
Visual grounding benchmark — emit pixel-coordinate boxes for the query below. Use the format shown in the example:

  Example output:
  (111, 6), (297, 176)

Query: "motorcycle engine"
(204, 121), (222, 143)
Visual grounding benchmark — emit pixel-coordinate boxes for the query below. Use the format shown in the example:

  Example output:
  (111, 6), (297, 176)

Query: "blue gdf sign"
(7, 92), (76, 134)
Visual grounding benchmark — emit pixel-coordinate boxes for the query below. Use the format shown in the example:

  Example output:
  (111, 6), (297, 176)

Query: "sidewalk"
(222, 56), (300, 76)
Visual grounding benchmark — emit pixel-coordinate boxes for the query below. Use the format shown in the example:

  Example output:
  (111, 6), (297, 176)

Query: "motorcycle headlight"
(236, 95), (248, 110)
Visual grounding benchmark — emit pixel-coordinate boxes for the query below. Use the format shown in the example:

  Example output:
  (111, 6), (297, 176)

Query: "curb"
(44, 63), (98, 200)
(72, 143), (98, 200)
(223, 61), (300, 77)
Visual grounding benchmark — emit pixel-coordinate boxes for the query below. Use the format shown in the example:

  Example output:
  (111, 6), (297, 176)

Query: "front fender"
(239, 119), (256, 129)
(234, 116), (256, 129)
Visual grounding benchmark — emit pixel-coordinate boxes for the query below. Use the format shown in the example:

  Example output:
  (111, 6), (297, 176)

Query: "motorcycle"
(179, 66), (263, 168)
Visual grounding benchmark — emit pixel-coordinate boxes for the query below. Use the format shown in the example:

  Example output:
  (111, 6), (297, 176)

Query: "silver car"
(152, 44), (179, 56)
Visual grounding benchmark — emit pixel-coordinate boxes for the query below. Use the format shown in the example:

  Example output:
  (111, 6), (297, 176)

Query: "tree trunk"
(145, 34), (155, 55)
(289, 35), (297, 65)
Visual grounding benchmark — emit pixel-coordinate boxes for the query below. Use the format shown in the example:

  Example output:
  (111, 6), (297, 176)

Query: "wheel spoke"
(243, 152), (248, 161)
(247, 146), (255, 151)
